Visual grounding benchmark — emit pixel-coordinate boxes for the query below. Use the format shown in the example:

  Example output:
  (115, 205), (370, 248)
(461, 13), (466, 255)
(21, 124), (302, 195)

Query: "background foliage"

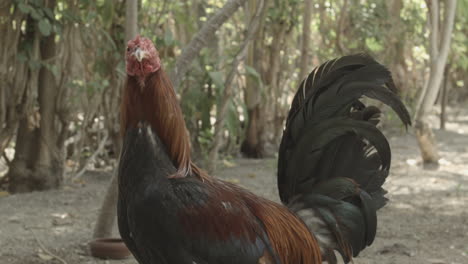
(0, 0), (467, 192)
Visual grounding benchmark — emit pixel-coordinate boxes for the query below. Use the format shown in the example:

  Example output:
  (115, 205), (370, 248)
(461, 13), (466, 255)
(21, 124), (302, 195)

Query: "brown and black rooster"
(117, 36), (411, 264)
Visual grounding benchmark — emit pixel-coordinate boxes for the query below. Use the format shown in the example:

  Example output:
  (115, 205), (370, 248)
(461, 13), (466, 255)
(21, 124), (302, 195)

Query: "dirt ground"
(0, 112), (467, 264)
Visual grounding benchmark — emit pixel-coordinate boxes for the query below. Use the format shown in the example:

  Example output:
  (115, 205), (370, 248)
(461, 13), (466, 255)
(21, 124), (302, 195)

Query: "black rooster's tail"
(277, 54), (411, 263)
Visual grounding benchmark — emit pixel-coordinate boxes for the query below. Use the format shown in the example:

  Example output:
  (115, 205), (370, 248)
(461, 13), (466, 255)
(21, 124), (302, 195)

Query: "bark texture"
(0, 6), (33, 159)
(415, 0), (457, 164)
(7, 0), (64, 193)
(298, 0), (313, 80)
(240, 0), (269, 159)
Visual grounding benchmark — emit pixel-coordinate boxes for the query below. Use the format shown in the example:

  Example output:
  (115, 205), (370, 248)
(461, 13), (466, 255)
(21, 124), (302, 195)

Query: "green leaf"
(43, 7), (55, 20)
(43, 62), (59, 77)
(17, 3), (31, 14)
(244, 65), (263, 85)
(28, 60), (41, 71)
(38, 19), (51, 36)
(49, 65), (59, 78)
(225, 100), (241, 138)
(365, 37), (383, 52)
(17, 52), (27, 63)
(164, 30), (174, 46)
(208, 71), (225, 91)
(102, 0), (115, 28)
(102, 79), (110, 88)
(30, 8), (43, 20)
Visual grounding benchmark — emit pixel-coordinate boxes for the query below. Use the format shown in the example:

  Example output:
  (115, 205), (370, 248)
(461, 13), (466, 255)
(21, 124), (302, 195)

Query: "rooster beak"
(134, 47), (146, 62)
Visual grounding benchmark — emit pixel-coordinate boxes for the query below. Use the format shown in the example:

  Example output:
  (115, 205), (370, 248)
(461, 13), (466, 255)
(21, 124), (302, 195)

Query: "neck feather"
(121, 70), (194, 177)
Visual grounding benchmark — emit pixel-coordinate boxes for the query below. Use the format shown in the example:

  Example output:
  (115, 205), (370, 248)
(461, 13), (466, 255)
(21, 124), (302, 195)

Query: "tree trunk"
(384, 0), (407, 92)
(170, 0), (248, 89)
(7, 117), (39, 192)
(32, 22), (63, 189)
(0, 6), (34, 166)
(242, 1), (295, 155)
(93, 0), (138, 239)
(8, 0), (63, 193)
(271, 27), (294, 146)
(298, 0), (313, 80)
(241, 107), (264, 158)
(207, 0), (265, 171)
(240, 0), (269, 159)
(415, 0), (457, 164)
(335, 0), (349, 55)
(440, 64), (450, 130)
(125, 0), (138, 41)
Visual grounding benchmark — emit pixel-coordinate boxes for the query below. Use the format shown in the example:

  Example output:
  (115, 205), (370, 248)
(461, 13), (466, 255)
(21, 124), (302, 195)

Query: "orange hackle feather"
(120, 68), (207, 179)
(246, 197), (322, 264)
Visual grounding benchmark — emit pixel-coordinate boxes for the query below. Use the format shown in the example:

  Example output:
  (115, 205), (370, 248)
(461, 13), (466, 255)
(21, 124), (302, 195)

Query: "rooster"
(117, 36), (411, 264)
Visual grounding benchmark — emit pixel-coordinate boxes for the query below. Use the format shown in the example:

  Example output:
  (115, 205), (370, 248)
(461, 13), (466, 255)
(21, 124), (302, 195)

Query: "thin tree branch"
(2, 150), (11, 166)
(335, 0), (349, 56)
(416, 0), (457, 120)
(152, 0), (169, 27)
(169, 0), (248, 89)
(299, 0), (313, 80)
(74, 131), (109, 180)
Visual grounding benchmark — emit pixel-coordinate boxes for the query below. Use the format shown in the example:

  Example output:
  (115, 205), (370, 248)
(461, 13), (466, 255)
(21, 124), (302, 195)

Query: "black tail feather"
(278, 54), (410, 262)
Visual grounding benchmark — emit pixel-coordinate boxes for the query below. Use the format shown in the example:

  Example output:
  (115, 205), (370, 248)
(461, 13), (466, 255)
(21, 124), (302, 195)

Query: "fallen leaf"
(37, 252), (53, 261)
(226, 178), (240, 184)
(0, 191), (9, 197)
(72, 179), (87, 185)
(222, 159), (236, 168)
(51, 213), (69, 219)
